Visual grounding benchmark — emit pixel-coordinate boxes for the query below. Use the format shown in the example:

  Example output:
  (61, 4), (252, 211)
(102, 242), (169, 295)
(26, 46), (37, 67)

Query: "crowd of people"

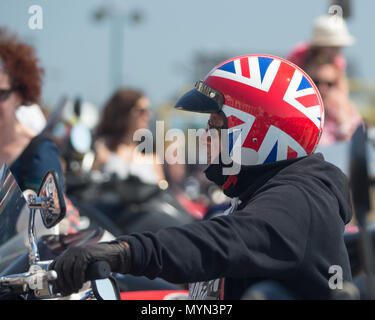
(0, 13), (369, 300)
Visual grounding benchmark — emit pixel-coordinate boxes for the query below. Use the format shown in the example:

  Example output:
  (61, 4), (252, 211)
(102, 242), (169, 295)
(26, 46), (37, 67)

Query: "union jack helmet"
(174, 54), (324, 166)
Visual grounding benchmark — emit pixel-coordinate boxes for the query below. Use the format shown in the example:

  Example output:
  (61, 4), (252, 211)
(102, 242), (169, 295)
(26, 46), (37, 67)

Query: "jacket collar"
(204, 156), (305, 203)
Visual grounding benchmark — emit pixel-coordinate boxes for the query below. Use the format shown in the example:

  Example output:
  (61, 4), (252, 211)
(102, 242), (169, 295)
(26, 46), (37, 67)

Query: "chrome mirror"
(91, 277), (120, 300)
(28, 171), (66, 229)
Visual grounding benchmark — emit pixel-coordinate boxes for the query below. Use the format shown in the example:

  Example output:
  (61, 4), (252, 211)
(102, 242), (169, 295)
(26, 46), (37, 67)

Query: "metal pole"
(110, 16), (125, 90)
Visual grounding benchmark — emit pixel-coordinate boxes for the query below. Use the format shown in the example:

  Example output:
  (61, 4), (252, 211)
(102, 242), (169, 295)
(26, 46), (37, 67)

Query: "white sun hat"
(309, 14), (355, 47)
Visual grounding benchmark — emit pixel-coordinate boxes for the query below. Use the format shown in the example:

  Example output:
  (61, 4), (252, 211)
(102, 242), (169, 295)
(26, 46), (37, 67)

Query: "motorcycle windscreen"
(0, 164), (27, 247)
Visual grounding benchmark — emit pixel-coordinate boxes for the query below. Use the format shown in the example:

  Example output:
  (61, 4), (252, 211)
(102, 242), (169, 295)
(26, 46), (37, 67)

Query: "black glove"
(49, 240), (131, 296)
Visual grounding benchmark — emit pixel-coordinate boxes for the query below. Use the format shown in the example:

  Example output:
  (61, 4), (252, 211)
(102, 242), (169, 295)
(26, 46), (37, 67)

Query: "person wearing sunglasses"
(0, 28), (63, 191)
(94, 88), (165, 185)
(304, 62), (362, 146)
(0, 28), (74, 241)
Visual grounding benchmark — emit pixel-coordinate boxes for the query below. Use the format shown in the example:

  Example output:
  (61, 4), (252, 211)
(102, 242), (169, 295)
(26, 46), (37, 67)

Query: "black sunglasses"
(0, 88), (15, 102)
(311, 79), (337, 89)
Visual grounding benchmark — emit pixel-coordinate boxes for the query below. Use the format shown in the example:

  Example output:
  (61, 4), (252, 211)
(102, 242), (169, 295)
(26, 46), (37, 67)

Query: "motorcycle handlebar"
(85, 261), (111, 282)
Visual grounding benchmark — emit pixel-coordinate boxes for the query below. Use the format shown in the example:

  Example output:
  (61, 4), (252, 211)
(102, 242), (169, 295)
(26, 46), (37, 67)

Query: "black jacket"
(119, 153), (353, 299)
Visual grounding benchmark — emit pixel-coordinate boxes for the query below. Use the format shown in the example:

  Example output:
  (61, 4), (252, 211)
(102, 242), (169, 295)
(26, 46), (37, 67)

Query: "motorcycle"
(0, 164), (120, 300)
(0, 163), (189, 300)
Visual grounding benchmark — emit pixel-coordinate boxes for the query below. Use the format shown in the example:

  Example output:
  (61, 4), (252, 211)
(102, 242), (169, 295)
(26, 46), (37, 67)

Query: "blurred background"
(0, 0), (374, 126)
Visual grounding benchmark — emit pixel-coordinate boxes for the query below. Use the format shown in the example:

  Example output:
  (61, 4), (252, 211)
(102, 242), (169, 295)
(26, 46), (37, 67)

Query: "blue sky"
(0, 0), (373, 110)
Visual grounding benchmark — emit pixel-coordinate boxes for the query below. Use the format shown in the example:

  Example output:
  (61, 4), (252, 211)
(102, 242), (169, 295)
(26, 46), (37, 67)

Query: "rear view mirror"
(38, 171), (66, 228)
(91, 277), (121, 300)
(27, 171), (66, 229)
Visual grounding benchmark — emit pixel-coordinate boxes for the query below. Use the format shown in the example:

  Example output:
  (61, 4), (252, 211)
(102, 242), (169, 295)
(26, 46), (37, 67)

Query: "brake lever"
(0, 260), (58, 298)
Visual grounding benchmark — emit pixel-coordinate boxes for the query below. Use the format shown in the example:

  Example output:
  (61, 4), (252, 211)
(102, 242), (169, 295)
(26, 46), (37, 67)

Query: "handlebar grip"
(85, 261), (111, 281)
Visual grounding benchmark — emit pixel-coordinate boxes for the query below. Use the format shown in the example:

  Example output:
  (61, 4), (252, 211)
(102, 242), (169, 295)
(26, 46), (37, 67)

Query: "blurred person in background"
(287, 14), (355, 72)
(0, 27), (79, 235)
(287, 13), (361, 146)
(94, 88), (165, 185)
(0, 27), (62, 190)
(304, 61), (362, 146)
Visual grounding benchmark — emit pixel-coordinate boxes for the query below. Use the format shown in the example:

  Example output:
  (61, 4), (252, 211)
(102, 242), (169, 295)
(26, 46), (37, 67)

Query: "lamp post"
(92, 2), (143, 90)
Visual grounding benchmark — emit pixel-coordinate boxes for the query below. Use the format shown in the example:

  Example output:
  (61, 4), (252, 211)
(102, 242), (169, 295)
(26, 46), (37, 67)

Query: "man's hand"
(49, 241), (131, 296)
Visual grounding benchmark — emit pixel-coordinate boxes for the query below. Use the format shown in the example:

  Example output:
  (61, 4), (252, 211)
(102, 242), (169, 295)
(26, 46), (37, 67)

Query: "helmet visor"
(174, 81), (223, 113)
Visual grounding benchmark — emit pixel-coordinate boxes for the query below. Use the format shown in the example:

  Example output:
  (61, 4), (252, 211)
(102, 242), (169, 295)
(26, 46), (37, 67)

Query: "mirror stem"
(28, 196), (48, 209)
(28, 208), (40, 265)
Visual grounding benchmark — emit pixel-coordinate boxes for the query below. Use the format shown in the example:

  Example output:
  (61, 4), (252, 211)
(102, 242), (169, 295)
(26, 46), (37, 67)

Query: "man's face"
(205, 112), (225, 165)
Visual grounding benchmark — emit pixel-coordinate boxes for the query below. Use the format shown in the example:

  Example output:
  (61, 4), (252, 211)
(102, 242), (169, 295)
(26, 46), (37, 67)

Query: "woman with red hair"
(0, 27), (63, 191)
(0, 28), (82, 235)
(0, 28), (84, 236)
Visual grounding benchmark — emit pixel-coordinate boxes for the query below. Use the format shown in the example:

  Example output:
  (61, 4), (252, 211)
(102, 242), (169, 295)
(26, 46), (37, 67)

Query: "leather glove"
(49, 240), (131, 296)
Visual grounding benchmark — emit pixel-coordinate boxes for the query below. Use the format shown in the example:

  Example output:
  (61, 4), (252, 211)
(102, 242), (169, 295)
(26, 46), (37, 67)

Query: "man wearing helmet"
(51, 55), (353, 300)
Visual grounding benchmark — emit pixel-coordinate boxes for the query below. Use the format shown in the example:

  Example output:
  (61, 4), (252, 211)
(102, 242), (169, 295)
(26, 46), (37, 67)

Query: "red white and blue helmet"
(174, 54), (324, 166)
